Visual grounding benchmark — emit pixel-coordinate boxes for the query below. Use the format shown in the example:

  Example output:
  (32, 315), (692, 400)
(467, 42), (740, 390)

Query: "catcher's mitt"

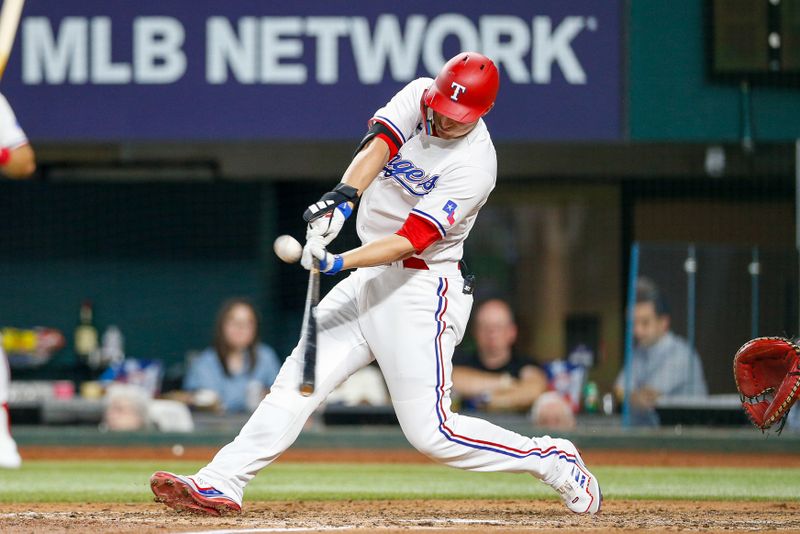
(733, 336), (800, 432)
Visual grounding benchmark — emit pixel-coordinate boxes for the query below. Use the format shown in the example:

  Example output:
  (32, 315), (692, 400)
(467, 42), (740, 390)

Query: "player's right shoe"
(547, 440), (601, 515)
(150, 471), (241, 516)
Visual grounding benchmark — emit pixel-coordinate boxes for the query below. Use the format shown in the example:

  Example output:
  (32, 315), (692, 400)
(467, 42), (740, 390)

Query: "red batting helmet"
(423, 52), (499, 123)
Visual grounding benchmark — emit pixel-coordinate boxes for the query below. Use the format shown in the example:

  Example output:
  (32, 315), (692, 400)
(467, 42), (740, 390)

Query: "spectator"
(103, 384), (194, 432)
(103, 384), (150, 431)
(183, 298), (281, 413)
(614, 277), (708, 426)
(530, 391), (576, 430)
(326, 363), (390, 407)
(452, 299), (548, 412)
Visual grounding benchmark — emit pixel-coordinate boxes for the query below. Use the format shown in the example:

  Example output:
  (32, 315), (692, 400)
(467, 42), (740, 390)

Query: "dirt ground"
(4, 448), (800, 533)
(1, 500), (799, 534)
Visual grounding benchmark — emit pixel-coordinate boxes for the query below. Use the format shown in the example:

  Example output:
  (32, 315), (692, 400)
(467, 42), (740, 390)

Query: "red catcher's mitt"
(733, 337), (800, 431)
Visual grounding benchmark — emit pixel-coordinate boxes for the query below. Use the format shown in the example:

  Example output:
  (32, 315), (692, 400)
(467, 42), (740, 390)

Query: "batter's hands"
(303, 183), (359, 245)
(301, 237), (343, 275)
(305, 202), (352, 246)
(630, 387), (660, 410)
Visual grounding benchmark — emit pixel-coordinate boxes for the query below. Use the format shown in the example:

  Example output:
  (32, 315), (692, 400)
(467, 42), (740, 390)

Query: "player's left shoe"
(547, 440), (602, 515)
(0, 404), (21, 469)
(553, 460), (601, 514)
(0, 435), (21, 469)
(150, 471), (241, 516)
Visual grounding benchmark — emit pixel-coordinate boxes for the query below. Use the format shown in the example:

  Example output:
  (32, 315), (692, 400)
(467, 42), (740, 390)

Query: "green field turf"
(0, 461), (797, 503)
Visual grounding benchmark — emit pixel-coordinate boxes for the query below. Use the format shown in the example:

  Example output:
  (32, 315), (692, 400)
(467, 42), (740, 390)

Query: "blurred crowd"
(88, 276), (712, 434)
(2, 272), (715, 470)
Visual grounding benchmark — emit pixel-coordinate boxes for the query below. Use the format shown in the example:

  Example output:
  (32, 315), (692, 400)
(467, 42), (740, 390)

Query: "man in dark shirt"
(452, 299), (547, 412)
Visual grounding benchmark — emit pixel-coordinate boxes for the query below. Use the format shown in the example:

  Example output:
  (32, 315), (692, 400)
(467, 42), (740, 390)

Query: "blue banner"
(2, 1), (621, 141)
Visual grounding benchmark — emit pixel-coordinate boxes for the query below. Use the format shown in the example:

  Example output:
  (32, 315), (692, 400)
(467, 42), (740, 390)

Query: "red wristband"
(0, 147), (10, 165)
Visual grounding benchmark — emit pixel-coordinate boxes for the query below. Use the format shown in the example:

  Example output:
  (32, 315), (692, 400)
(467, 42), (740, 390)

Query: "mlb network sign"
(2, 1), (621, 141)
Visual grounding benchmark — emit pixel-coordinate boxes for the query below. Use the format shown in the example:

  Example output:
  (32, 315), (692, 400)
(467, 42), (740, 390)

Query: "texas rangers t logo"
(442, 200), (458, 224)
(450, 82), (466, 102)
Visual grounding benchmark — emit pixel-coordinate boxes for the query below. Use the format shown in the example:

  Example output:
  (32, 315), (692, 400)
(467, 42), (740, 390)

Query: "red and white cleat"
(553, 458), (602, 515)
(150, 471), (241, 516)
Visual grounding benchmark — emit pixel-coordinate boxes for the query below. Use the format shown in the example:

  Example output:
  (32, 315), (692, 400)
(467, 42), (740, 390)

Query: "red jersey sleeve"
(396, 213), (443, 253)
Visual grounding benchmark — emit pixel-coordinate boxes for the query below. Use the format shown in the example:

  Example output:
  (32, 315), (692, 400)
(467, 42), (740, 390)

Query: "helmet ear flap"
(425, 107), (434, 135)
(420, 88), (435, 135)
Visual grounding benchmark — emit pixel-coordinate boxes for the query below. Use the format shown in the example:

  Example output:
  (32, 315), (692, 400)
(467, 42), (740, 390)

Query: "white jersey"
(356, 78), (497, 267)
(0, 93), (27, 149)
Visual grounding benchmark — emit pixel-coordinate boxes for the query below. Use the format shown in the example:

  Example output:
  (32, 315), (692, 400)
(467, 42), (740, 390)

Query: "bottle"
(602, 392), (614, 416)
(583, 381), (599, 413)
(100, 325), (125, 366)
(74, 300), (98, 363)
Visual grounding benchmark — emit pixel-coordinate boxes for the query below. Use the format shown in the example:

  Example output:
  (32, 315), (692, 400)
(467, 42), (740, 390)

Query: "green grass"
(0, 461), (797, 503)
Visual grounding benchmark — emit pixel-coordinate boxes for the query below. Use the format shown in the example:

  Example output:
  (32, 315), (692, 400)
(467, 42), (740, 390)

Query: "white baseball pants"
(198, 266), (580, 504)
(0, 345), (8, 406)
(0, 345), (21, 468)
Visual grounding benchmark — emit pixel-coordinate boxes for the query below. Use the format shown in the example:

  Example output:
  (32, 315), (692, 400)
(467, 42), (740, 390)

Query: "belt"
(390, 257), (461, 275)
(402, 257), (430, 270)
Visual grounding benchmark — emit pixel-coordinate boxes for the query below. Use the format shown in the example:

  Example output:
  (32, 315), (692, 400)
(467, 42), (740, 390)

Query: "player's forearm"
(1, 144), (35, 179)
(487, 369), (547, 411)
(630, 386), (660, 409)
(340, 234), (415, 270)
(339, 137), (390, 197)
(487, 380), (544, 412)
(452, 367), (511, 396)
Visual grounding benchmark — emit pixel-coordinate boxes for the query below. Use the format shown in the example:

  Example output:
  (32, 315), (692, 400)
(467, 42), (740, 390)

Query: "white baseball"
(273, 234), (302, 263)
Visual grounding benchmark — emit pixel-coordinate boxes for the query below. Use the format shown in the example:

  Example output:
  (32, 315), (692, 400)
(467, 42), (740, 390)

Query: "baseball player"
(0, 92), (37, 469)
(151, 52), (601, 515)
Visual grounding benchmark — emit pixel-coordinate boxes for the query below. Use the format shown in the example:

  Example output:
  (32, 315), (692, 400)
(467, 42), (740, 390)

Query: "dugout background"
(1, 1), (799, 398)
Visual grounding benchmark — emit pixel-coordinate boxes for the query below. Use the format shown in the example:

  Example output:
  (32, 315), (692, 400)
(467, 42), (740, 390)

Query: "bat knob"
(299, 383), (315, 397)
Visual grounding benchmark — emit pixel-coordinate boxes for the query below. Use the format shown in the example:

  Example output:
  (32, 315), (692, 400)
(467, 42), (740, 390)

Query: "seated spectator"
(103, 384), (194, 432)
(326, 363), (390, 407)
(452, 299), (548, 412)
(530, 391), (576, 430)
(103, 384), (150, 431)
(614, 277), (708, 426)
(183, 298), (281, 413)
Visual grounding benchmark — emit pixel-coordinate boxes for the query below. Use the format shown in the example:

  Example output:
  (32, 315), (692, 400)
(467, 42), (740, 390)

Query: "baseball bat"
(0, 0), (24, 82)
(299, 259), (320, 396)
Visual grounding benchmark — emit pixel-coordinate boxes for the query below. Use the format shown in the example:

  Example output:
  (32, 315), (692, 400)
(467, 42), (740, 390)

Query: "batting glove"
(303, 183), (358, 222)
(305, 202), (352, 246)
(301, 237), (344, 275)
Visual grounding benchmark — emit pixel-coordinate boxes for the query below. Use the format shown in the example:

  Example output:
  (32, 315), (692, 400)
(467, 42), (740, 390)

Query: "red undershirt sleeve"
(396, 213), (443, 254)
